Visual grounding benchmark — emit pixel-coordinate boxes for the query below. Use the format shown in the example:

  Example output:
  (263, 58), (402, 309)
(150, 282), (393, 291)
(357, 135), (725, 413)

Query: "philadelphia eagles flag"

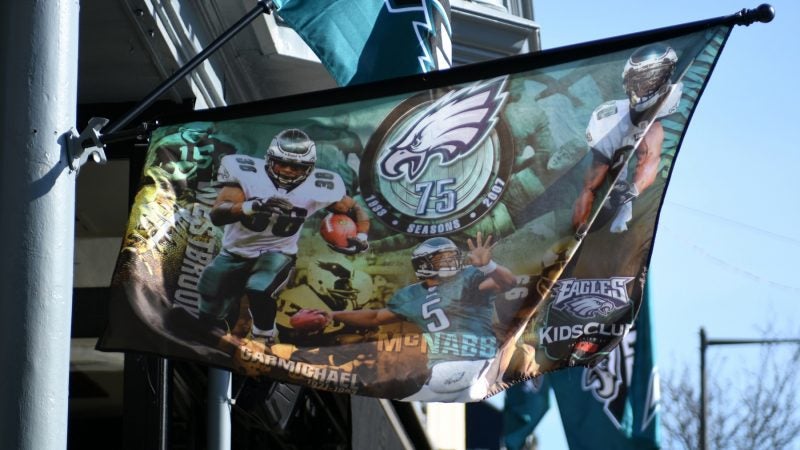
(97, 10), (756, 402)
(271, 0), (452, 85)
(503, 282), (660, 449)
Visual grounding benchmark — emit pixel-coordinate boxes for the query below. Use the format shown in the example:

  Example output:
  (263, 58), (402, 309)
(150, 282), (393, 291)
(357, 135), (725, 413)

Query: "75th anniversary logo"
(360, 77), (514, 236)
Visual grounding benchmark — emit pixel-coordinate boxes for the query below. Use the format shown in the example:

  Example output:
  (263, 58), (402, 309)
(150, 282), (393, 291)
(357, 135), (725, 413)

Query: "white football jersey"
(216, 154), (346, 257)
(586, 82), (683, 179)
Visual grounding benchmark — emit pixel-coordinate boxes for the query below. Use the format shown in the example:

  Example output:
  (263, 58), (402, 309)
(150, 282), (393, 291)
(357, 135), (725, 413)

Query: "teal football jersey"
(388, 267), (497, 366)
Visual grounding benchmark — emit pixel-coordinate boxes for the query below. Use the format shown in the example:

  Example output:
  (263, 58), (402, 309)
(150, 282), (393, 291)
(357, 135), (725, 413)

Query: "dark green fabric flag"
(271, 0), (451, 86)
(503, 377), (551, 450)
(98, 19), (733, 403)
(550, 282), (660, 449)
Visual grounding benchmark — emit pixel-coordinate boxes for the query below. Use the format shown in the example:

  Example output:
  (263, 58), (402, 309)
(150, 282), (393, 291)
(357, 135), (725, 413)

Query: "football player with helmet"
(275, 254), (375, 348)
(573, 43), (682, 235)
(146, 121), (237, 196)
(301, 232), (517, 401)
(192, 128), (370, 348)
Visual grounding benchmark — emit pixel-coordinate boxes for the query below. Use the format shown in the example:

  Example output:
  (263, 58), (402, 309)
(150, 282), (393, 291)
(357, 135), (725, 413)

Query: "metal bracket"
(67, 117), (109, 172)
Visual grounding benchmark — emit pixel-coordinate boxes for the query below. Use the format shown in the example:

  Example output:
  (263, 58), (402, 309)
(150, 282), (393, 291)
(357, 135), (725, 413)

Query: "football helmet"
(266, 128), (316, 189)
(412, 237), (463, 279)
(179, 122), (215, 145)
(622, 43), (677, 113)
(308, 259), (361, 311)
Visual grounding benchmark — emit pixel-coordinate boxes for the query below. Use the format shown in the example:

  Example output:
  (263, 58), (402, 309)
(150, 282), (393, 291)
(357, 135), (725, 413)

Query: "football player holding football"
(308, 232), (517, 401)
(573, 43), (683, 235)
(194, 128), (370, 347)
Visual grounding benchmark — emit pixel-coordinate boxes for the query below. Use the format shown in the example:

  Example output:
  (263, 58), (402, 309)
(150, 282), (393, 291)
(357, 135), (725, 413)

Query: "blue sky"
(510, 1), (800, 448)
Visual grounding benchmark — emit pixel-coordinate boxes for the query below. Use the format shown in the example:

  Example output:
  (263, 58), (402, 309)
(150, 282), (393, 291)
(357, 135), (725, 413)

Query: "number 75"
(415, 178), (456, 215)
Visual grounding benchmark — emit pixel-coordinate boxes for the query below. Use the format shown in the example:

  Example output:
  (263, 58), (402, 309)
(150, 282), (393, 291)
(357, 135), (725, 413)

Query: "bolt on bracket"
(67, 117), (109, 172)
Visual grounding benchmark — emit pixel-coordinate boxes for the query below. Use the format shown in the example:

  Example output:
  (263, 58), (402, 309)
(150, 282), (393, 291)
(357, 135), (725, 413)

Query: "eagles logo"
(378, 78), (507, 182)
(360, 77), (513, 236)
(384, 0), (452, 74)
(581, 342), (628, 429)
(550, 277), (633, 319)
(537, 277), (635, 362)
(553, 295), (623, 319)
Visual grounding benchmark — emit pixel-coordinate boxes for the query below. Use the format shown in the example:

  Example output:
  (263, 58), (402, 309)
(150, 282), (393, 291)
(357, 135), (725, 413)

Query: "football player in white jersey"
(196, 128), (370, 347)
(573, 43), (683, 235)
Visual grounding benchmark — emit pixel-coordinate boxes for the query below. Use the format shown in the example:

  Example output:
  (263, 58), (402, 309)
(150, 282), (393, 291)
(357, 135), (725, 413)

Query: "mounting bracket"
(67, 117), (109, 172)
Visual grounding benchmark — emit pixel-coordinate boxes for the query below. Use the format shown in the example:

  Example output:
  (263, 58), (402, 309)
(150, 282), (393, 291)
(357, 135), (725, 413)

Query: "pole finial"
(735, 4), (775, 26)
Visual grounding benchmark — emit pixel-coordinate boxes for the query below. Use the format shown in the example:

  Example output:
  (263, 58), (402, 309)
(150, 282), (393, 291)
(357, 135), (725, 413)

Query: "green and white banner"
(98, 23), (730, 402)
(271, 0), (452, 86)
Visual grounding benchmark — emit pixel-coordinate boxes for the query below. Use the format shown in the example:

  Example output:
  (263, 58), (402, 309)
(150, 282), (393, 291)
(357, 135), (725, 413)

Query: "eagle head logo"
(553, 296), (623, 319)
(378, 76), (508, 182)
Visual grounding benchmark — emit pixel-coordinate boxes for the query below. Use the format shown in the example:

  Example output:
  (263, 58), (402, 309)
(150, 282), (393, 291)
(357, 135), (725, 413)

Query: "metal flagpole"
(208, 367), (233, 449)
(699, 328), (708, 450)
(0, 1), (79, 449)
(699, 328), (800, 450)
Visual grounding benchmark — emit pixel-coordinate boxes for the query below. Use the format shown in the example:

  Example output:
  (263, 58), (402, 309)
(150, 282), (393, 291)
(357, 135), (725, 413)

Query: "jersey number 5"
(421, 296), (450, 332)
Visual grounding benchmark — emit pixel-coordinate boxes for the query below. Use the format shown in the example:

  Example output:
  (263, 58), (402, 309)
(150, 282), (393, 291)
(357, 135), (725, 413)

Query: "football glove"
(329, 233), (369, 255)
(242, 196), (294, 216)
(608, 180), (639, 209)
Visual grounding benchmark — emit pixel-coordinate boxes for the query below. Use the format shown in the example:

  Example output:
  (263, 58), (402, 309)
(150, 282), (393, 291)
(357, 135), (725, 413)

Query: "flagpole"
(731, 4), (775, 26)
(698, 328), (800, 450)
(0, 1), (79, 448)
(101, 0), (274, 137)
(208, 367), (233, 449)
(699, 328), (708, 450)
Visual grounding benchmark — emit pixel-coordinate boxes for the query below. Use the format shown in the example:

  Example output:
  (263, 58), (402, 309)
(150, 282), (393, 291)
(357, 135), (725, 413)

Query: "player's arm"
(631, 120), (664, 194)
(210, 187), (295, 226)
(467, 232), (518, 293)
(572, 156), (609, 232)
(326, 308), (402, 328)
(209, 185), (246, 226)
(479, 265), (517, 293)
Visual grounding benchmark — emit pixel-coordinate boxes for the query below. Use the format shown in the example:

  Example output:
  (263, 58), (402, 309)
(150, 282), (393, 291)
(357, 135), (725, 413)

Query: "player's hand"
(329, 233), (369, 255)
(290, 308), (331, 332)
(346, 234), (370, 254)
(243, 196), (293, 216)
(259, 196), (294, 213)
(467, 232), (496, 267)
(608, 180), (639, 209)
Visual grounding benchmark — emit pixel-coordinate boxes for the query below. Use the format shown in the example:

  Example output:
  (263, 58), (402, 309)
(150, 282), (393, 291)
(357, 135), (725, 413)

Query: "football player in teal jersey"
(317, 232), (517, 401)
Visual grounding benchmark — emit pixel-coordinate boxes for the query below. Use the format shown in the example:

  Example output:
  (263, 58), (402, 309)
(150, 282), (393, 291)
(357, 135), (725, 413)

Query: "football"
(320, 213), (357, 248)
(289, 309), (329, 332)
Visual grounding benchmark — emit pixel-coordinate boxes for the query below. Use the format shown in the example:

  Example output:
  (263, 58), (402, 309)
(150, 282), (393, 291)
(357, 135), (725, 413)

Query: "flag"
(550, 281), (660, 449)
(503, 281), (659, 450)
(271, 0), (452, 86)
(503, 376), (551, 450)
(97, 18), (733, 402)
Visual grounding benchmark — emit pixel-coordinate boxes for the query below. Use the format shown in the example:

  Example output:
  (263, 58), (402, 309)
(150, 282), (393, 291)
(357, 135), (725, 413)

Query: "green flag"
(550, 282), (660, 449)
(98, 18), (733, 402)
(271, 0), (451, 86)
